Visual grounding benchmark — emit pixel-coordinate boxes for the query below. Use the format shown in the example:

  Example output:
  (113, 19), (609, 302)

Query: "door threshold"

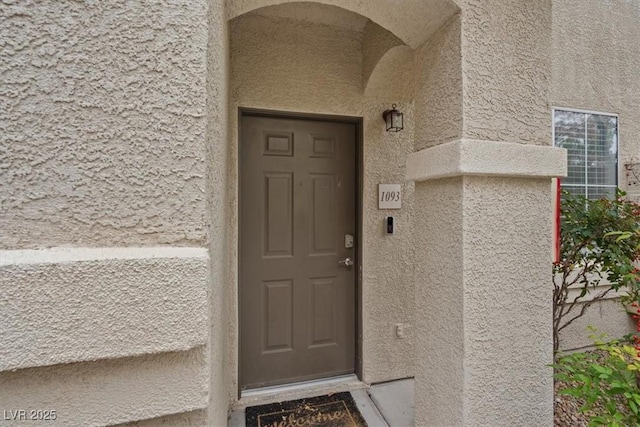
(235, 374), (365, 409)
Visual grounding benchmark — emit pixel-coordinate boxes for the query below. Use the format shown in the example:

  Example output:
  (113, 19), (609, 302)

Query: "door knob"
(338, 257), (354, 267)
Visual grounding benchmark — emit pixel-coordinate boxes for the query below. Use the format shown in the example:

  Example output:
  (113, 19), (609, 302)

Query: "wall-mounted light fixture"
(382, 104), (403, 132)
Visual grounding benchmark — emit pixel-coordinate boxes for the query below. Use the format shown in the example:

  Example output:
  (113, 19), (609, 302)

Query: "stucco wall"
(3, 1), (605, 425)
(459, 0), (552, 145)
(0, 0), (209, 249)
(362, 44), (417, 383)
(0, 248), (208, 372)
(362, 21), (403, 87)
(0, 1), (219, 426)
(414, 15), (463, 150)
(410, 3), (558, 422)
(206, 0), (230, 424)
(228, 8), (420, 394)
(230, 12), (363, 113)
(0, 349), (208, 427)
(413, 175), (556, 426)
(226, 0), (459, 49)
(551, 0), (640, 349)
(0, 249), (212, 426)
(116, 410), (207, 427)
(560, 298), (636, 351)
(462, 176), (553, 425)
(413, 177), (465, 426)
(552, 0), (640, 187)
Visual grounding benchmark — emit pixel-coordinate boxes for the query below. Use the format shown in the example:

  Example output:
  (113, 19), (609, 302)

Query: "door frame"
(237, 108), (364, 396)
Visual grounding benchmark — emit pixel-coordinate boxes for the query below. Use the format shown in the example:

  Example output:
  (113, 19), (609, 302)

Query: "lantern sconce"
(382, 104), (403, 132)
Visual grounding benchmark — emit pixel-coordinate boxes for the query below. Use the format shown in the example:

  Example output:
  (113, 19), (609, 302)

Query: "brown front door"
(240, 114), (357, 390)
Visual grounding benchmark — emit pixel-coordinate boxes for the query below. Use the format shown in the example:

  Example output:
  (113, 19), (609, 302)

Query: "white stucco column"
(407, 139), (566, 426)
(207, 0), (230, 424)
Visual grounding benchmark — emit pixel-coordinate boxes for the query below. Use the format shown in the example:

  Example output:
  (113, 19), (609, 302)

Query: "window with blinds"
(553, 109), (618, 199)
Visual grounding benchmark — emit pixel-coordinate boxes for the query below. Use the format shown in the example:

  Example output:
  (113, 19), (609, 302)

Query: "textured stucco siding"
(230, 13), (363, 113)
(1, 1), (217, 425)
(115, 410), (207, 427)
(414, 15), (463, 150)
(551, 0), (640, 348)
(551, 0), (640, 189)
(226, 0), (459, 48)
(0, 348), (208, 427)
(414, 176), (555, 426)
(414, 177), (465, 427)
(1, 1), (599, 425)
(361, 21), (403, 88)
(206, 0), (230, 424)
(0, 0), (209, 249)
(460, 0), (552, 145)
(560, 298), (636, 351)
(407, 139), (567, 181)
(0, 249), (208, 372)
(462, 176), (553, 425)
(411, 2), (559, 419)
(362, 44), (417, 383)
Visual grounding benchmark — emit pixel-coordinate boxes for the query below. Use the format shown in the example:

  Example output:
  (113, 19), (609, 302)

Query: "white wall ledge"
(406, 139), (567, 181)
(1, 248), (209, 372)
(0, 246), (208, 266)
(566, 283), (628, 302)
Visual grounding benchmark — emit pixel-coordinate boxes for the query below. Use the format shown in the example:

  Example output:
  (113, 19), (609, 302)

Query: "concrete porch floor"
(229, 377), (414, 427)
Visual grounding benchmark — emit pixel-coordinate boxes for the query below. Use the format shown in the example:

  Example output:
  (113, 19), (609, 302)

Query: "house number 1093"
(378, 184), (402, 209)
(380, 191), (400, 202)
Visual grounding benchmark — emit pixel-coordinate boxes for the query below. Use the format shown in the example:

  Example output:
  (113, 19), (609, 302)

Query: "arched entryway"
(225, 0), (461, 398)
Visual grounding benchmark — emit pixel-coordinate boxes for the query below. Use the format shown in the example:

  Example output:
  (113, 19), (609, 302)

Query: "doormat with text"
(245, 392), (368, 427)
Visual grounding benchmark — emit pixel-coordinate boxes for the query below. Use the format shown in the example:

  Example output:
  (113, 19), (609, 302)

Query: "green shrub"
(554, 331), (640, 427)
(554, 190), (640, 352)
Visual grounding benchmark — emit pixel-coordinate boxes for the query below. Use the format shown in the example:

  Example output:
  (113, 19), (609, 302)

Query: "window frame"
(552, 107), (620, 199)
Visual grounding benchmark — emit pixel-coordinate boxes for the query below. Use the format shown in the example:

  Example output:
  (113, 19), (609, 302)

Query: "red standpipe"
(553, 178), (561, 263)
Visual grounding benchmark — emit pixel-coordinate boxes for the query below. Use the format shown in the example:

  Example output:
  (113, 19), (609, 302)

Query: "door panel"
(241, 115), (356, 389)
(310, 173), (337, 254)
(263, 172), (293, 257)
(309, 276), (337, 346)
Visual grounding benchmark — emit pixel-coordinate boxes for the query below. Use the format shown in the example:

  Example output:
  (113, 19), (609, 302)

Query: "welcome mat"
(245, 392), (368, 427)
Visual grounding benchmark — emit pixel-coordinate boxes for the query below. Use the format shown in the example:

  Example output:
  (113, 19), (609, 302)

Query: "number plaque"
(378, 184), (402, 209)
